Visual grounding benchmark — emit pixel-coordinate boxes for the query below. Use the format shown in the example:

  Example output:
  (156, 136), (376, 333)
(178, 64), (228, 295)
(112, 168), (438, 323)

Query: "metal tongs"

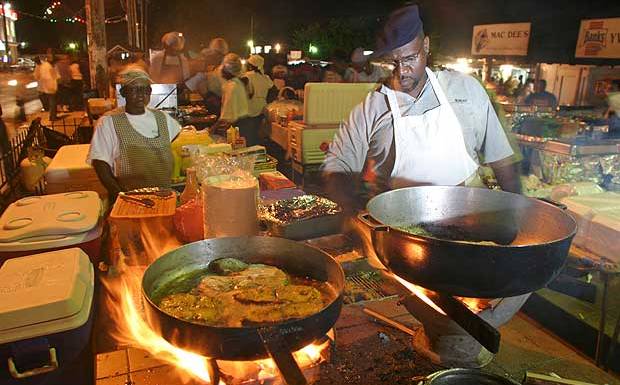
(118, 192), (155, 208)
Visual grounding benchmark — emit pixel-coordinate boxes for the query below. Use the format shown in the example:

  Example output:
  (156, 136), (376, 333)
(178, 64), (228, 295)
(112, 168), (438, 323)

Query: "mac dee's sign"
(575, 18), (620, 59)
(471, 23), (531, 56)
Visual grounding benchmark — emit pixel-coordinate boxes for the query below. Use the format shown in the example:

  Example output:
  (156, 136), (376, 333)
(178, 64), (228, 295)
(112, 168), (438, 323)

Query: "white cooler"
(0, 191), (103, 264)
(0, 248), (94, 384)
(561, 192), (620, 263)
(44, 144), (108, 199)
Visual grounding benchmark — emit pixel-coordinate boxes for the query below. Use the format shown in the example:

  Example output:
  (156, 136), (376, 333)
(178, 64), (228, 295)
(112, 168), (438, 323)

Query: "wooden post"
(85, 0), (108, 97)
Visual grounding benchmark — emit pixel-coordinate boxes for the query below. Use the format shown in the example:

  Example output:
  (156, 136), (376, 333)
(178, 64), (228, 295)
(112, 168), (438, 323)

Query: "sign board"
(575, 18), (620, 59)
(471, 23), (531, 56)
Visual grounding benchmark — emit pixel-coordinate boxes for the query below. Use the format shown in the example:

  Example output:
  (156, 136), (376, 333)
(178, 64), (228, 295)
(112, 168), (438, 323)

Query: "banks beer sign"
(575, 18), (620, 59)
(471, 23), (531, 56)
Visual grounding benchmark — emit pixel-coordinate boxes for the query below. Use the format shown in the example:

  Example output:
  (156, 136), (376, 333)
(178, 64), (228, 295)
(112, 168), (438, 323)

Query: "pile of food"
(396, 223), (501, 246)
(154, 258), (335, 327)
(259, 195), (342, 225)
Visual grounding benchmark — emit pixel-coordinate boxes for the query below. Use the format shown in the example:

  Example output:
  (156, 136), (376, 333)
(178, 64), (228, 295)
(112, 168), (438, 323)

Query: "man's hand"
(490, 159), (522, 194)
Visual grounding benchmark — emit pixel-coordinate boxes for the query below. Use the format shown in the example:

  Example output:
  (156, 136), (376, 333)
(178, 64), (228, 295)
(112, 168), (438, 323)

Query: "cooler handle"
(8, 347), (58, 379)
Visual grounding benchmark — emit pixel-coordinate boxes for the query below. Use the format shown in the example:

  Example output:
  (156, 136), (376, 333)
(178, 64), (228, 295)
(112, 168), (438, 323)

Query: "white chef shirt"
(87, 109), (181, 175)
(322, 69), (514, 192)
(245, 70), (274, 117)
(220, 77), (249, 122)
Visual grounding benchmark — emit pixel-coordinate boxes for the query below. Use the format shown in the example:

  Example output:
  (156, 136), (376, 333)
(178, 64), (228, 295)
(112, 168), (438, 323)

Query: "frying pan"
(141, 236), (344, 385)
(359, 186), (577, 298)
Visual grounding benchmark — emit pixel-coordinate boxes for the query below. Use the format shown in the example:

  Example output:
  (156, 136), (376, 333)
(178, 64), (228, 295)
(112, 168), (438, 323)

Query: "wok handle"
(537, 197), (568, 211)
(258, 327), (307, 385)
(357, 212), (389, 232)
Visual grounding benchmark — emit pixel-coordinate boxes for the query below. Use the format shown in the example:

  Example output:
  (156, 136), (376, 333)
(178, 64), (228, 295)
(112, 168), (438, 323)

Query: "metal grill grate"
(345, 273), (390, 303)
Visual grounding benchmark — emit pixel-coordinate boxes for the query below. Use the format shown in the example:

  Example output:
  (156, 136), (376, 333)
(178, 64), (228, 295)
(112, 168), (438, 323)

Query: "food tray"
(109, 194), (176, 219)
(267, 212), (344, 240)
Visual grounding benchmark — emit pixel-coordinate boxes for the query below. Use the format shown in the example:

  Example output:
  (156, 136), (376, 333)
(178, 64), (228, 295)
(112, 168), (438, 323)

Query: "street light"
(275, 43), (281, 53)
(68, 42), (78, 50)
(308, 44), (318, 55)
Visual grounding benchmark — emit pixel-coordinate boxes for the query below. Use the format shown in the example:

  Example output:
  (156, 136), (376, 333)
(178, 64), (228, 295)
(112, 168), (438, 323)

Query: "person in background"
(69, 57), (84, 111)
(87, 66), (181, 200)
(34, 56), (59, 121)
(322, 64), (344, 83)
(54, 55), (72, 112)
(516, 78), (535, 105)
(150, 32), (190, 84)
(185, 38), (230, 116)
(245, 54), (278, 142)
(185, 41), (228, 115)
(322, 4), (521, 213)
(345, 47), (388, 83)
(211, 54), (255, 144)
(131, 51), (149, 72)
(525, 79), (557, 109)
(271, 63), (289, 90)
(33, 57), (49, 112)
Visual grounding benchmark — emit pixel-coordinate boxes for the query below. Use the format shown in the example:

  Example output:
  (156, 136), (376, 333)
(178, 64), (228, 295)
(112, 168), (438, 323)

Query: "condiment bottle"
(180, 167), (199, 205)
(226, 126), (236, 144)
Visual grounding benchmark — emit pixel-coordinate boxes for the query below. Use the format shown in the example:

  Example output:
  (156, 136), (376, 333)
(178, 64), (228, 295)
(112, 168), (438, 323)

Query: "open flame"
(103, 219), (330, 384)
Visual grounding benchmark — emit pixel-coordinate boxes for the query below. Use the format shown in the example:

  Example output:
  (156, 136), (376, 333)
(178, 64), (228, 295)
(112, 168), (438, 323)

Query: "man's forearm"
(490, 160), (522, 194)
(92, 159), (122, 200)
(324, 172), (365, 214)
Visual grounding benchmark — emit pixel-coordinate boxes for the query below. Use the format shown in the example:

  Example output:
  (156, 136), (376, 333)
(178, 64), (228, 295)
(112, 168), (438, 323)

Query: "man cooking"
(88, 66), (181, 200)
(322, 4), (521, 212)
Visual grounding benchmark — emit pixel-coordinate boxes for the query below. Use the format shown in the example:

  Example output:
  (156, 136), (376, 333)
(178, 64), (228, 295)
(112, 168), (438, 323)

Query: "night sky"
(11, 0), (620, 64)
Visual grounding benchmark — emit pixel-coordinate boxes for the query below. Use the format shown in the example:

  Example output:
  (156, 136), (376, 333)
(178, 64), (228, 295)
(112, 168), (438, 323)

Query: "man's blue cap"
(374, 4), (424, 58)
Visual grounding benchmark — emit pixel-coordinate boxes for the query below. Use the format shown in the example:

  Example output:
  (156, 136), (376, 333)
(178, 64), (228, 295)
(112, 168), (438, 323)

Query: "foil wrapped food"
(259, 195), (342, 225)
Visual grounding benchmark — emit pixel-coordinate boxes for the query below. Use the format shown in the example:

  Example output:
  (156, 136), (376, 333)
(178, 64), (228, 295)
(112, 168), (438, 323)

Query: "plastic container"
(0, 248), (95, 385)
(288, 121), (338, 165)
(44, 144), (107, 199)
(0, 192), (103, 264)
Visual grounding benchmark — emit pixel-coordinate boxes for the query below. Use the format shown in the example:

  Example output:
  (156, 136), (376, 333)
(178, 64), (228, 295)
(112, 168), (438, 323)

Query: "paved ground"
(95, 297), (620, 385)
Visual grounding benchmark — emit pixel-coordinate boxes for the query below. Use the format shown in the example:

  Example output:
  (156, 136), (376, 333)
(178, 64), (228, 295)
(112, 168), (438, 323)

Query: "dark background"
(10, 0), (620, 64)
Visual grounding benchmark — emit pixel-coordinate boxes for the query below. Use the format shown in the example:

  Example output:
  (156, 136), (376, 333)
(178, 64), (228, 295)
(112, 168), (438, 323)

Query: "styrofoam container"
(44, 144), (108, 199)
(0, 192), (103, 263)
(0, 248), (94, 384)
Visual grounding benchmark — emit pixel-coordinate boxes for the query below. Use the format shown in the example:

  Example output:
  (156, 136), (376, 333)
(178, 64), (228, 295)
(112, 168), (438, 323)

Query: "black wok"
(141, 236), (344, 362)
(361, 186), (577, 298)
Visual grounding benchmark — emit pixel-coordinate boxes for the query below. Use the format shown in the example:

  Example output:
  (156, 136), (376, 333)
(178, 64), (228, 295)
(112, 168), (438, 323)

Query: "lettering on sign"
(576, 18), (620, 59)
(471, 23), (531, 56)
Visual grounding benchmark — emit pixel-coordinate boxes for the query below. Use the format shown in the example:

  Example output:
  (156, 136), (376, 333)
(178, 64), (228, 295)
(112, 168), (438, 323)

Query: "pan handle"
(258, 327), (307, 385)
(537, 197), (568, 211)
(357, 212), (390, 232)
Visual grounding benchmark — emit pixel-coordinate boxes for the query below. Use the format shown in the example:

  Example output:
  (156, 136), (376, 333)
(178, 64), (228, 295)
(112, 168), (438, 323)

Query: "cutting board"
(110, 194), (176, 219)
(0, 191), (102, 243)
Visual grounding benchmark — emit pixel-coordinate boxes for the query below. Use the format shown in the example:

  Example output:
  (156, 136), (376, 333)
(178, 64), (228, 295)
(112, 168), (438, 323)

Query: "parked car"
(9, 58), (36, 71)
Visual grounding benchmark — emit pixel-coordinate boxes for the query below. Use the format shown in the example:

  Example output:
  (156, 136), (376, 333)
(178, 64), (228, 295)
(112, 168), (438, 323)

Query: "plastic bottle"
(226, 126), (237, 144)
(180, 167), (199, 205)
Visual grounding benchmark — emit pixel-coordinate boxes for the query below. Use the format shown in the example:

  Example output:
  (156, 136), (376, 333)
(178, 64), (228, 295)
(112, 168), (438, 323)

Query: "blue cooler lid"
(0, 248), (94, 344)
